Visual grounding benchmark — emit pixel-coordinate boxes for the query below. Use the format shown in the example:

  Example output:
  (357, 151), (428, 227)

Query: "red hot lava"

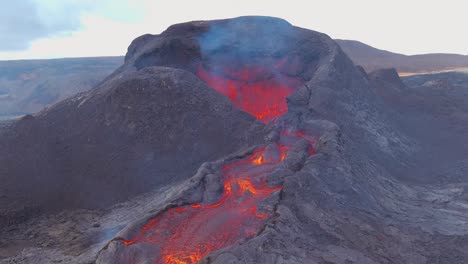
(122, 131), (315, 264)
(197, 65), (303, 124)
(121, 66), (311, 264)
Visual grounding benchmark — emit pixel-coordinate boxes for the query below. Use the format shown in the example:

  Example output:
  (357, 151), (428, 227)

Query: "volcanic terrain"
(2, 16), (468, 264)
(0, 57), (123, 118)
(336, 39), (468, 74)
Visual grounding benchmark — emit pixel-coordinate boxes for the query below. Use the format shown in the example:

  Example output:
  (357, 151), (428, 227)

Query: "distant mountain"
(0, 57), (124, 118)
(336, 39), (468, 74)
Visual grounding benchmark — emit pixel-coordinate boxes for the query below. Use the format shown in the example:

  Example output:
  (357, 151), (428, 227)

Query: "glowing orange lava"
(120, 64), (312, 263)
(197, 65), (303, 124)
(121, 130), (315, 264)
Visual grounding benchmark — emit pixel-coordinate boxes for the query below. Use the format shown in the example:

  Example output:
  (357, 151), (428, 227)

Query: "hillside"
(0, 57), (123, 119)
(2, 17), (468, 264)
(336, 39), (468, 74)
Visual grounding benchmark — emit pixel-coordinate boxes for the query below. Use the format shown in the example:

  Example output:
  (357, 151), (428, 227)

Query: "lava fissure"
(118, 65), (315, 263)
(197, 65), (304, 124)
(120, 130), (315, 264)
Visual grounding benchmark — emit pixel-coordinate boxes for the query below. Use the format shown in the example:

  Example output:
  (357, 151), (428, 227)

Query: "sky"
(0, 0), (466, 60)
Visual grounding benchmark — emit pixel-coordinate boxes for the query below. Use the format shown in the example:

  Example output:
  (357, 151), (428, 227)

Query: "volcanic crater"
(95, 17), (327, 264)
(3, 16), (468, 264)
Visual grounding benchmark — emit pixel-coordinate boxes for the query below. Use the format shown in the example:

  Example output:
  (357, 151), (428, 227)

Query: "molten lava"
(121, 130), (315, 264)
(197, 65), (303, 124)
(121, 65), (311, 263)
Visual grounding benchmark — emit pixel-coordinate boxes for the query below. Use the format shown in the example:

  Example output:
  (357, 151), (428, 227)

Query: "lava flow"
(120, 66), (311, 264)
(121, 131), (315, 264)
(198, 65), (303, 123)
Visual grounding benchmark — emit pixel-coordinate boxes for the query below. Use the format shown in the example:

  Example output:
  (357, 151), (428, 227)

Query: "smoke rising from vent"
(195, 17), (308, 123)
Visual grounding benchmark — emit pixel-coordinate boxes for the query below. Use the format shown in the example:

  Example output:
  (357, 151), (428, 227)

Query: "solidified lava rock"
(95, 16), (411, 264)
(368, 68), (407, 98)
(0, 66), (264, 214)
(96, 17), (468, 264)
(0, 16), (336, 215)
(4, 16), (468, 264)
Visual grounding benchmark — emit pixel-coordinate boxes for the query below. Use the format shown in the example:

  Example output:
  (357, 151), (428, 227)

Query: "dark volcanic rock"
(3, 16), (468, 264)
(97, 17), (463, 264)
(114, 16), (330, 83)
(369, 68), (406, 92)
(376, 71), (468, 185)
(0, 66), (263, 214)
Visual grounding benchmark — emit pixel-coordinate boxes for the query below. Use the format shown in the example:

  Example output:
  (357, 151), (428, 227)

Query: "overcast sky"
(0, 0), (466, 60)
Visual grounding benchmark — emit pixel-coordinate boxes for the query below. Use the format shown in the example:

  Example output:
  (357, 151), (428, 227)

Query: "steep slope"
(368, 68), (407, 99)
(336, 39), (468, 73)
(367, 69), (468, 184)
(0, 66), (264, 217)
(93, 17), (468, 264)
(2, 17), (468, 264)
(0, 56), (123, 117)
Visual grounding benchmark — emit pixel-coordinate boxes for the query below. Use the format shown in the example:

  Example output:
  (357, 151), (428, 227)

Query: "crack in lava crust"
(121, 133), (315, 264)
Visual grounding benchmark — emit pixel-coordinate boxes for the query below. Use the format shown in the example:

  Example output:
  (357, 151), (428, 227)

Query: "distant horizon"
(1, 1), (467, 60)
(0, 55), (124, 62)
(1, 37), (467, 62)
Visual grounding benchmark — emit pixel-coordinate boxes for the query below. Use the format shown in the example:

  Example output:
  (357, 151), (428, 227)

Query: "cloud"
(0, 14), (146, 60)
(0, 0), (467, 59)
(0, 0), (92, 51)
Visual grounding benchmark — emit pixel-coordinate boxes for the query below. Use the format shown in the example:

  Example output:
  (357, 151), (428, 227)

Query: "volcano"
(96, 17), (468, 264)
(3, 16), (468, 264)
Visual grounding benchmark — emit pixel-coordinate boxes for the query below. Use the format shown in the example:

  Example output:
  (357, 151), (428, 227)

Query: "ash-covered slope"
(3, 16), (468, 264)
(369, 69), (468, 185)
(0, 65), (263, 216)
(367, 68), (407, 99)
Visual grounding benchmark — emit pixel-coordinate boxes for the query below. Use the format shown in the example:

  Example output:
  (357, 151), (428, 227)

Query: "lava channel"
(198, 65), (303, 124)
(121, 131), (315, 264)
